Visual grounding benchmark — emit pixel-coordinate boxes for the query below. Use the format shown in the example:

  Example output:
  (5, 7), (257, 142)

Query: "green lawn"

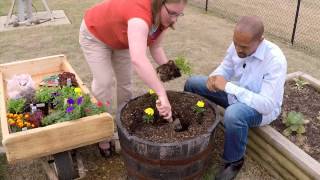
(1, 0), (320, 179)
(0, 154), (7, 180)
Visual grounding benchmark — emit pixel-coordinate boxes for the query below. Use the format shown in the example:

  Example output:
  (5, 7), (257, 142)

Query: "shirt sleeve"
(209, 44), (234, 81)
(225, 57), (287, 115)
(126, 0), (152, 27)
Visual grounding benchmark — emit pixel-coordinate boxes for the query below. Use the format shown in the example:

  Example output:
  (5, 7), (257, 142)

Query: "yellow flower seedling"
(74, 87), (82, 96)
(143, 107), (155, 123)
(194, 100), (206, 114)
(148, 89), (155, 95)
(196, 100), (205, 108)
(148, 89), (158, 101)
(144, 107), (154, 116)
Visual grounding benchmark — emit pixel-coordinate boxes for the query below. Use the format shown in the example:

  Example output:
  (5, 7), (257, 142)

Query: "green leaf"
(174, 56), (192, 76)
(287, 111), (304, 125)
(290, 124), (299, 131)
(296, 126), (306, 134)
(7, 98), (26, 114)
(283, 128), (292, 136)
(281, 112), (287, 123)
(35, 86), (57, 103)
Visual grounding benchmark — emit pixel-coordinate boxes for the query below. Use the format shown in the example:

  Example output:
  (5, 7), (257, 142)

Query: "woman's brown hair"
(151, 0), (187, 28)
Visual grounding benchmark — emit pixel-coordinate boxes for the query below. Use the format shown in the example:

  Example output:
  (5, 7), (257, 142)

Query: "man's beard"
(237, 52), (247, 58)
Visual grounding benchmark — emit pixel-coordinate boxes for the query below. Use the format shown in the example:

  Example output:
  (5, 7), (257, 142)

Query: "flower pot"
(116, 91), (220, 180)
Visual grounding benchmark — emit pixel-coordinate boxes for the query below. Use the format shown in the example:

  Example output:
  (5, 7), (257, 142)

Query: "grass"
(0, 0), (319, 179)
(202, 165), (217, 180)
(0, 154), (7, 180)
(0, 0), (102, 84)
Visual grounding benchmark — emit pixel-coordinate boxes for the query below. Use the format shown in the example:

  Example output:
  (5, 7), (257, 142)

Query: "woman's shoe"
(97, 141), (115, 159)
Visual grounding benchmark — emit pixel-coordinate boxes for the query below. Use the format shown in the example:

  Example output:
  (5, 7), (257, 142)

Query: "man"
(184, 16), (287, 179)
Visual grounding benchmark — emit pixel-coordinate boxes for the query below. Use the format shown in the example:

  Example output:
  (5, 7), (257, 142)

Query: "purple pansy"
(67, 98), (74, 105)
(77, 96), (83, 105)
(66, 106), (74, 113)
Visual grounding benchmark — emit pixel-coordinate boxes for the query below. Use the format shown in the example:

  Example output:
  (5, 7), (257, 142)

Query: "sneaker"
(97, 141), (115, 159)
(215, 157), (244, 180)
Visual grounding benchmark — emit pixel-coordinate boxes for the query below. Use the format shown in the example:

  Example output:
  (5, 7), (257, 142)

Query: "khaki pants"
(79, 20), (132, 111)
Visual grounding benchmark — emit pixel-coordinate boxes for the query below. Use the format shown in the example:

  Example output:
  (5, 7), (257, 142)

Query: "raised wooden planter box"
(247, 72), (320, 180)
(0, 55), (114, 163)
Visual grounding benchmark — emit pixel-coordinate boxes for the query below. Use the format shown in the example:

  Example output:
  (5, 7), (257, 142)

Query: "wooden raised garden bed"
(0, 55), (114, 163)
(247, 72), (320, 179)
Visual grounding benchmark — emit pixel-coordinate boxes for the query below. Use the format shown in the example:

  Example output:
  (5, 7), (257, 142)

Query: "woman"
(79, 0), (187, 157)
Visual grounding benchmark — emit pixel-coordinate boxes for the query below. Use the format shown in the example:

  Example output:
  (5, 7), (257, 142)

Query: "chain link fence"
(189, 0), (320, 56)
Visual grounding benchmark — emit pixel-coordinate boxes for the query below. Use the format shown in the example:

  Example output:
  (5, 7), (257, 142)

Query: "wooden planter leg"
(53, 151), (75, 180)
(75, 152), (87, 179)
(40, 157), (58, 180)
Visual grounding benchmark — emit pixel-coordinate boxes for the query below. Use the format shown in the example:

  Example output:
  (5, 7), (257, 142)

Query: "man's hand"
(207, 75), (227, 91)
(213, 75), (227, 91)
(207, 76), (217, 91)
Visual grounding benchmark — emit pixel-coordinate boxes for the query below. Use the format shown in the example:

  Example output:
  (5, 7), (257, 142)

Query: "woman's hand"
(156, 95), (172, 121)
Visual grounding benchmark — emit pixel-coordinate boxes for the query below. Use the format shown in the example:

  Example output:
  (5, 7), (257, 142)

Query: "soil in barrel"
(121, 91), (216, 143)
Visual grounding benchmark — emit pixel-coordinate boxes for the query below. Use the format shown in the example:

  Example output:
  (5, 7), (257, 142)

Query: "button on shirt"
(210, 40), (287, 125)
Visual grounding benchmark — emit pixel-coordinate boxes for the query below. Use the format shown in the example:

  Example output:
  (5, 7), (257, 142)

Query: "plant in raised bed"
(6, 72), (109, 133)
(58, 72), (78, 87)
(7, 112), (40, 132)
(293, 77), (309, 90)
(35, 86), (57, 103)
(7, 98), (26, 114)
(41, 94), (108, 126)
(51, 86), (78, 110)
(28, 111), (43, 128)
(34, 86), (58, 115)
(281, 111), (309, 137)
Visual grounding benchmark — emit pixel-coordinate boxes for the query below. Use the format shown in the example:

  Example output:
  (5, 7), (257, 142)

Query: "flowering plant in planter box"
(41, 90), (109, 126)
(6, 72), (110, 133)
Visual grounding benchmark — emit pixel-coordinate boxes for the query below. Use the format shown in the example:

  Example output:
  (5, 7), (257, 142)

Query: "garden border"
(247, 71), (320, 179)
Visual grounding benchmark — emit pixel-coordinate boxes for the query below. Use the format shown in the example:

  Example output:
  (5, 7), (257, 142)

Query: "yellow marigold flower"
(144, 107), (154, 116)
(18, 123), (24, 128)
(74, 87), (82, 96)
(8, 119), (15, 125)
(148, 89), (155, 95)
(196, 100), (205, 108)
(7, 113), (13, 118)
(26, 122), (31, 127)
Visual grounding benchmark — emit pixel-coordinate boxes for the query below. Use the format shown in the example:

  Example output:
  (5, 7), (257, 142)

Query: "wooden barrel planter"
(116, 91), (220, 180)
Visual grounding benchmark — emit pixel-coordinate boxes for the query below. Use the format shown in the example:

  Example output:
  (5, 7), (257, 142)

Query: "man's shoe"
(215, 157), (244, 180)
